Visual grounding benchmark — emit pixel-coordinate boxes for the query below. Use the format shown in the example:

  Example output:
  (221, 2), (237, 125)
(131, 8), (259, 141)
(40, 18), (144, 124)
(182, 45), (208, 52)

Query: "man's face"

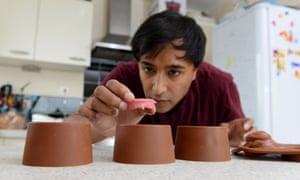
(138, 44), (197, 113)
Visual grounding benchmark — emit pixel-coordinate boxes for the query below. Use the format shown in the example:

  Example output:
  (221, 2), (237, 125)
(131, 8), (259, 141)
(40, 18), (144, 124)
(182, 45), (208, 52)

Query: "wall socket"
(60, 86), (70, 96)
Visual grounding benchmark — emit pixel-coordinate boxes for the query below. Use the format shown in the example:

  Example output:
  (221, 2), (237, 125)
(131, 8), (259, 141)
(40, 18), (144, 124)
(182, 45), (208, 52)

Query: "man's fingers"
(92, 80), (135, 112)
(77, 103), (97, 121)
(93, 85), (123, 109)
(243, 118), (254, 130)
(220, 122), (230, 134)
(87, 94), (119, 116)
(105, 80), (135, 102)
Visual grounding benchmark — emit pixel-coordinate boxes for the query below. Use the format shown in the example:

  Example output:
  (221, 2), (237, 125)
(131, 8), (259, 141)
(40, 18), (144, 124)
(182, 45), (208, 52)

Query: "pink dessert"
(127, 98), (157, 110)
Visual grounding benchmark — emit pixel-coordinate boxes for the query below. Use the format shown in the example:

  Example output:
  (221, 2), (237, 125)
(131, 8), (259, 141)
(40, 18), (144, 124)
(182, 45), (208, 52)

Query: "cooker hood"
(94, 0), (226, 52)
(95, 0), (132, 51)
(95, 34), (131, 51)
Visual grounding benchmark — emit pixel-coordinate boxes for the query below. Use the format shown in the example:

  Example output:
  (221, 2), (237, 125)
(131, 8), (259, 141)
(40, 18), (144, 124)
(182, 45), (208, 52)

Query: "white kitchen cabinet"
(35, 0), (93, 67)
(0, 0), (38, 60)
(0, 0), (92, 68)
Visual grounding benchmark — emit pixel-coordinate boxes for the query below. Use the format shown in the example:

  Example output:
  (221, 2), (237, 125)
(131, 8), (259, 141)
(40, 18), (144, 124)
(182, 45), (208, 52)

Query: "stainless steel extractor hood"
(95, 34), (132, 51)
(95, 0), (132, 51)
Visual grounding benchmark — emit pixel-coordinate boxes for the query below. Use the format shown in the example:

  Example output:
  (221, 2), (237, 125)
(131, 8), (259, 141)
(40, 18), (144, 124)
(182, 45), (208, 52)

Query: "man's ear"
(192, 69), (197, 80)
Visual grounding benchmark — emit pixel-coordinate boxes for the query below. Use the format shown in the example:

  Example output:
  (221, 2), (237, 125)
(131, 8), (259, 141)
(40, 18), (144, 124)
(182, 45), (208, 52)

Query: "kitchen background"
(1, 0), (300, 130)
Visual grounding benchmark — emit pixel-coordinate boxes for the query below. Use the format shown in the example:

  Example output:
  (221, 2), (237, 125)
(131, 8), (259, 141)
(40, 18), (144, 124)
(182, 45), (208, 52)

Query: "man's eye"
(143, 66), (153, 73)
(169, 70), (180, 77)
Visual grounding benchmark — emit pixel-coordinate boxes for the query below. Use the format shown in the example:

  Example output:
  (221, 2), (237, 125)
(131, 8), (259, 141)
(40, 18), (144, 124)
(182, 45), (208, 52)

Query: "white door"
(35, 0), (93, 67)
(0, 0), (38, 60)
(212, 5), (272, 132)
(269, 6), (300, 143)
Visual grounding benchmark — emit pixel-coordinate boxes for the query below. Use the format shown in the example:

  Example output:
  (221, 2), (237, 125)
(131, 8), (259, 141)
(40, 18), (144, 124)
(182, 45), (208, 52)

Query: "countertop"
(1, 138), (300, 180)
(0, 129), (26, 146)
(0, 129), (26, 138)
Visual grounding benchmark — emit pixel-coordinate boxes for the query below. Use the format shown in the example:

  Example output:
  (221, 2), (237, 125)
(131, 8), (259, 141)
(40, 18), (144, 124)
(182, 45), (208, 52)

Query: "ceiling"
(186, 0), (300, 21)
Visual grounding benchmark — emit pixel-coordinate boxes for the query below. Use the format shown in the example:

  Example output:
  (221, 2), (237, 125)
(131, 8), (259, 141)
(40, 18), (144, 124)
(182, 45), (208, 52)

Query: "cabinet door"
(0, 0), (38, 60)
(35, 0), (93, 67)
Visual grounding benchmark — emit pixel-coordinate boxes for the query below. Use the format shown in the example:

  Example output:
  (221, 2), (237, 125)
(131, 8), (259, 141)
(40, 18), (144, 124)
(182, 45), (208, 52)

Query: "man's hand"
(220, 118), (257, 147)
(66, 79), (156, 143)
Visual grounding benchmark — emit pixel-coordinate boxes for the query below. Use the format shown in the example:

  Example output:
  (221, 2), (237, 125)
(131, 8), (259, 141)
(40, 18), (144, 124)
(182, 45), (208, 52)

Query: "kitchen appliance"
(95, 0), (132, 51)
(84, 47), (133, 99)
(212, 2), (300, 143)
(85, 0), (134, 99)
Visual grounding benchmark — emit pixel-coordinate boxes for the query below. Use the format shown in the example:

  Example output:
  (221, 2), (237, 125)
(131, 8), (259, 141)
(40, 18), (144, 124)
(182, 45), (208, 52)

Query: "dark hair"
(131, 10), (206, 67)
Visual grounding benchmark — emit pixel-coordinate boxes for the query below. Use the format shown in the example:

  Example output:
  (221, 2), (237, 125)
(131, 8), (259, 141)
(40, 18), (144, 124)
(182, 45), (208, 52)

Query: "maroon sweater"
(103, 60), (245, 140)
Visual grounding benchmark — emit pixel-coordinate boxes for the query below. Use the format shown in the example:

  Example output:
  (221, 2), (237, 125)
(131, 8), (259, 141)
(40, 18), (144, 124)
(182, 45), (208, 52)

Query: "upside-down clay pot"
(22, 122), (93, 167)
(175, 126), (231, 162)
(113, 124), (175, 164)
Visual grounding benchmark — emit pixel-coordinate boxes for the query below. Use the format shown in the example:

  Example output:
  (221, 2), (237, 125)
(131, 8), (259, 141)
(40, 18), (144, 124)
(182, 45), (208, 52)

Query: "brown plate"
(233, 144), (300, 162)
(236, 144), (300, 155)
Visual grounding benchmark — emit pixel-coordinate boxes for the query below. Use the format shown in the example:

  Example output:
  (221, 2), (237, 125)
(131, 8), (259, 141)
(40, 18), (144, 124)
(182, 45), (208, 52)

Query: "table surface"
(1, 138), (300, 180)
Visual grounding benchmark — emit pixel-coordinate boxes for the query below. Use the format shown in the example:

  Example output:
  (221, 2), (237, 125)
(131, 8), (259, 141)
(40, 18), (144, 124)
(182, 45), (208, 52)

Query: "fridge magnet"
(273, 49), (286, 76)
(291, 62), (300, 78)
(287, 48), (293, 55)
(279, 30), (293, 43)
(291, 62), (300, 68)
(226, 55), (234, 67)
(294, 70), (300, 78)
(284, 11), (289, 16)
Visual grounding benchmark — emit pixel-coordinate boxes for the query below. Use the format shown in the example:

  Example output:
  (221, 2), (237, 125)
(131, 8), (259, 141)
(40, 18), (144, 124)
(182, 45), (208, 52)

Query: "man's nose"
(152, 73), (167, 95)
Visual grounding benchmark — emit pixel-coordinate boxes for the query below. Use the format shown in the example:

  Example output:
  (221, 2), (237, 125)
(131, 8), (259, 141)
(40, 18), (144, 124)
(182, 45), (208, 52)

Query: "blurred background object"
(0, 112), (25, 129)
(0, 84), (13, 112)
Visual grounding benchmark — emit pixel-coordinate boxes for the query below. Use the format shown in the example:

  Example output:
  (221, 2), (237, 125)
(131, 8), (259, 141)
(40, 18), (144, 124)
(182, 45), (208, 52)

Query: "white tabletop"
(1, 139), (300, 180)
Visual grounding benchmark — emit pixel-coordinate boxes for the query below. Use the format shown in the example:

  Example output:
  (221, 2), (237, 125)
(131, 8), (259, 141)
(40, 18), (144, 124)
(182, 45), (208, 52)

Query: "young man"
(66, 10), (256, 146)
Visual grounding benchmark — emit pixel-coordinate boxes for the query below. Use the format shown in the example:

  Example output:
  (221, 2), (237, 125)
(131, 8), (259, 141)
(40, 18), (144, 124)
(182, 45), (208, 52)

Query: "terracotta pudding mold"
(22, 122), (93, 167)
(113, 124), (175, 164)
(175, 126), (231, 162)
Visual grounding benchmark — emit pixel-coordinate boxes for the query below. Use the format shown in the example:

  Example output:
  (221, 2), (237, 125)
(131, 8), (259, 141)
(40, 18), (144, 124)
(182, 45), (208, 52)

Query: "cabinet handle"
(69, 57), (86, 62)
(9, 50), (29, 55)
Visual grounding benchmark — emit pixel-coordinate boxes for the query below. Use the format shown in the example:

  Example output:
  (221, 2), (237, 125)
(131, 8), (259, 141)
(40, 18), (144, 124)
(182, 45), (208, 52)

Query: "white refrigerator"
(212, 3), (300, 144)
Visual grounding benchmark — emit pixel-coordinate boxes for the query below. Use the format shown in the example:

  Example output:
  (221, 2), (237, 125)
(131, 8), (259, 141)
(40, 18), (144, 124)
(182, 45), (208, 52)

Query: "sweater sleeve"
(222, 80), (245, 122)
(102, 60), (137, 84)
